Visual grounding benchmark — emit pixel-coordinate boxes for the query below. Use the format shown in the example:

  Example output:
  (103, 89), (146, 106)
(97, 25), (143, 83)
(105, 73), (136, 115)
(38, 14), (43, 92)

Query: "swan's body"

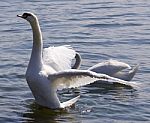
(74, 53), (139, 81)
(88, 59), (139, 81)
(18, 12), (135, 109)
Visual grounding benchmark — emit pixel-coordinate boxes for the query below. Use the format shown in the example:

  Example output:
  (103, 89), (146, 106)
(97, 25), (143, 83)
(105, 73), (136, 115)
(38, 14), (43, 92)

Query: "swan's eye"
(22, 13), (32, 19)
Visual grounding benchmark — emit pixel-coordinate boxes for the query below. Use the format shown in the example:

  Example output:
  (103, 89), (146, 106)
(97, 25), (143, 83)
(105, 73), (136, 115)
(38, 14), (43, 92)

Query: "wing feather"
(48, 69), (135, 90)
(43, 45), (76, 71)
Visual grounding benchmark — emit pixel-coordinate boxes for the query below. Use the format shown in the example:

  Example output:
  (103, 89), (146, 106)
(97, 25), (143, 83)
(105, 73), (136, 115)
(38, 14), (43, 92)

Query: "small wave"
(84, 23), (142, 28)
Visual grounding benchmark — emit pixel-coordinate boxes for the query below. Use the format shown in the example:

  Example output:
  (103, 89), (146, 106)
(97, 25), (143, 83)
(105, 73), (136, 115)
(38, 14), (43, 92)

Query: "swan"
(73, 53), (139, 81)
(17, 12), (135, 109)
(89, 60), (139, 81)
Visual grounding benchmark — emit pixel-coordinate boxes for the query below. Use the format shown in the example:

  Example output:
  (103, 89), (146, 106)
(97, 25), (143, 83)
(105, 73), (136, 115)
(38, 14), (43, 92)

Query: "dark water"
(0, 0), (150, 122)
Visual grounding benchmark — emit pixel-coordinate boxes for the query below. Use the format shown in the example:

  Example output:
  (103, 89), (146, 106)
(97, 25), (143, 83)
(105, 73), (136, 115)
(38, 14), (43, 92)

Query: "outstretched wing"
(48, 69), (135, 90)
(88, 59), (131, 75)
(43, 45), (76, 72)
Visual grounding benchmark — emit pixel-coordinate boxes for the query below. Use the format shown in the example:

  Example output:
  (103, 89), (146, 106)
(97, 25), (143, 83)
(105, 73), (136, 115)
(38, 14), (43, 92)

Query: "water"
(0, 0), (150, 122)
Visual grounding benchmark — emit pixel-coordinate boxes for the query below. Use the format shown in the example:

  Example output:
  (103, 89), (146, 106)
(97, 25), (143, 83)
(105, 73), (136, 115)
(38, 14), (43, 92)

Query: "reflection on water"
(23, 103), (69, 123)
(22, 100), (84, 123)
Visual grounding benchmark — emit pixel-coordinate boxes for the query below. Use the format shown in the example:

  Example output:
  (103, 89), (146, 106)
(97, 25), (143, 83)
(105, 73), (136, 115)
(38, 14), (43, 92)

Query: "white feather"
(60, 95), (80, 108)
(43, 45), (76, 71)
(89, 59), (131, 75)
(112, 64), (139, 81)
(48, 69), (134, 90)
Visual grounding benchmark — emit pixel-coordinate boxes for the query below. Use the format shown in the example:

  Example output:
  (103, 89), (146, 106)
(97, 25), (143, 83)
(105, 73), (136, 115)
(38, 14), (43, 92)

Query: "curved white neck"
(28, 19), (43, 71)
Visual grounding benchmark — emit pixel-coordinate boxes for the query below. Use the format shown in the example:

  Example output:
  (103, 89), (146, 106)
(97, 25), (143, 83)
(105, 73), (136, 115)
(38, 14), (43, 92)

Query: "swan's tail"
(60, 95), (80, 108)
(112, 64), (139, 81)
(127, 64), (139, 81)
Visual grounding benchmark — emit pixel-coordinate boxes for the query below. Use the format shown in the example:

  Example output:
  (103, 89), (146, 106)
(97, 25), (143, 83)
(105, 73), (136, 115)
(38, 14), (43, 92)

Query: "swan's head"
(17, 12), (37, 23)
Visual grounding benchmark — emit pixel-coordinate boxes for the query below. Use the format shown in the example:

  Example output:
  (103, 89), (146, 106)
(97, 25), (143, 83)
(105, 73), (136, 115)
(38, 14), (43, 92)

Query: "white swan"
(17, 12), (135, 109)
(88, 59), (139, 81)
(73, 53), (139, 81)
